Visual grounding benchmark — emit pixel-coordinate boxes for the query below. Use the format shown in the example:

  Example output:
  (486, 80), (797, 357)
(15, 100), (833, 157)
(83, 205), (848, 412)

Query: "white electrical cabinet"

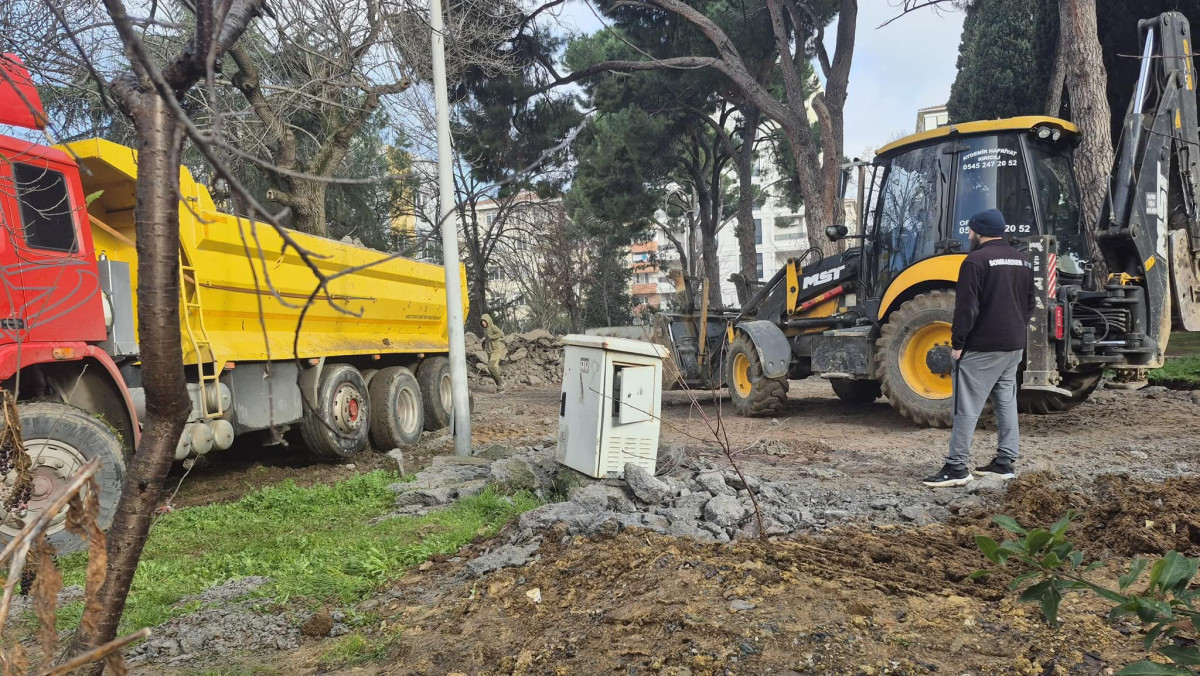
(556, 335), (668, 479)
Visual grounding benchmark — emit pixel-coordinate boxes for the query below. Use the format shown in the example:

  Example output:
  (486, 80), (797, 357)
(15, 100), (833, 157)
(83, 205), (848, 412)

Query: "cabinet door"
(616, 365), (656, 424)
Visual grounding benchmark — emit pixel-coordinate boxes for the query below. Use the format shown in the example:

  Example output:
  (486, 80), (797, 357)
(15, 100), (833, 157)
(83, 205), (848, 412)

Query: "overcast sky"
(555, 0), (966, 158)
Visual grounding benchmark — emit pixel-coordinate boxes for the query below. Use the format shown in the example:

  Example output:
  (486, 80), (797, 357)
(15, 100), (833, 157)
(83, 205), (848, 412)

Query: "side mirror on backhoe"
(825, 224), (849, 241)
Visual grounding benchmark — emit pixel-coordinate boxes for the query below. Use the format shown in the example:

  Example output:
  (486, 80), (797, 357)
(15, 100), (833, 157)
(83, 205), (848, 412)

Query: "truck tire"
(417, 356), (452, 430)
(369, 366), (424, 448)
(726, 333), (789, 416)
(876, 290), (956, 428)
(0, 402), (125, 555)
(301, 364), (371, 458)
(830, 378), (882, 404)
(1019, 371), (1102, 414)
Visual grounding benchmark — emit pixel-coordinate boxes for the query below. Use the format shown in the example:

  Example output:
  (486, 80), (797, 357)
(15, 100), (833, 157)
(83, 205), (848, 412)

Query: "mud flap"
(735, 320), (791, 379)
(1169, 229), (1200, 331)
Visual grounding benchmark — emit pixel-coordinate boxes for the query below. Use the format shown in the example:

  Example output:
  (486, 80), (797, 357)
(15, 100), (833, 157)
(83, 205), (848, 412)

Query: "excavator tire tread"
(1018, 371), (1102, 414)
(876, 290), (955, 428)
(830, 378), (883, 404)
(726, 333), (789, 416)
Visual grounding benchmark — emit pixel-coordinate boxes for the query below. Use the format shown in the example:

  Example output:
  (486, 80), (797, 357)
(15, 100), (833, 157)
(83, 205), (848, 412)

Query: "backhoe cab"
(653, 11), (1200, 427)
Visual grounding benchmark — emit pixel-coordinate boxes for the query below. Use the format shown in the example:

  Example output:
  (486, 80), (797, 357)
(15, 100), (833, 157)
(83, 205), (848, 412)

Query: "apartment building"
(916, 104), (949, 133)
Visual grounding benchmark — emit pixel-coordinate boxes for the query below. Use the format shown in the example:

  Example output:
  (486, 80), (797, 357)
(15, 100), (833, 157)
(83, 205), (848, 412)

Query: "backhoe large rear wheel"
(726, 333), (788, 416)
(876, 290), (956, 428)
(1018, 370), (1102, 414)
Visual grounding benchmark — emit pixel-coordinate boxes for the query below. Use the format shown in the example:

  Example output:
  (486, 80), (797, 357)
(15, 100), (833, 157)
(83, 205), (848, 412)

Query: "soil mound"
(998, 472), (1200, 557)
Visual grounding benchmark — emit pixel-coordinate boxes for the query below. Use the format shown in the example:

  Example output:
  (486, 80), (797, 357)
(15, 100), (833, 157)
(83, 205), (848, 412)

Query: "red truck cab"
(0, 54), (135, 553)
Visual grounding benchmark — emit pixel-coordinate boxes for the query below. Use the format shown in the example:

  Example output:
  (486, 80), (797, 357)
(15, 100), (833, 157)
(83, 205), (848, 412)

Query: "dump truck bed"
(65, 138), (464, 366)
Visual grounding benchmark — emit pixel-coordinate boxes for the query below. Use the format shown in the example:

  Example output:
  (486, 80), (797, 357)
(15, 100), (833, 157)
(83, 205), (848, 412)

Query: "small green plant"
(977, 513), (1200, 675)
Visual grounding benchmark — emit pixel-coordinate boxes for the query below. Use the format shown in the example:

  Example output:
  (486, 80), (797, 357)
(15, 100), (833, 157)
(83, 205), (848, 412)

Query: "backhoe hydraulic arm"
(1097, 11), (1200, 347)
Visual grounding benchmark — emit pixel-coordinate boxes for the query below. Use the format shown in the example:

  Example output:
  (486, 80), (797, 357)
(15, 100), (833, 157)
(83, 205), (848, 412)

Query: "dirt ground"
(168, 377), (1200, 510)
(146, 378), (1200, 675)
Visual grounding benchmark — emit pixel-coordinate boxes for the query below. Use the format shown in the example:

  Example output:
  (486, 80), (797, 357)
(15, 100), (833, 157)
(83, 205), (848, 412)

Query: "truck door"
(0, 154), (28, 340)
(6, 158), (104, 345)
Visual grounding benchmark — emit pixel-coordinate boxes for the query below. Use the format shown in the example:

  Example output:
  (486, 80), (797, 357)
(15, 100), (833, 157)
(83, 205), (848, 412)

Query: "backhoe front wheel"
(726, 333), (788, 417)
(876, 290), (956, 428)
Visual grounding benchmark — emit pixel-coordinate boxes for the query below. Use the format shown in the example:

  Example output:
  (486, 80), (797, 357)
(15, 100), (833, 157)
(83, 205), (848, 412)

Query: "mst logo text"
(802, 264), (847, 290)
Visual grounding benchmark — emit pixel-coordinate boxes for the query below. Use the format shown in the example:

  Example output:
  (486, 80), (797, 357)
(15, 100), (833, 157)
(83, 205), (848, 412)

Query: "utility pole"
(430, 0), (471, 456)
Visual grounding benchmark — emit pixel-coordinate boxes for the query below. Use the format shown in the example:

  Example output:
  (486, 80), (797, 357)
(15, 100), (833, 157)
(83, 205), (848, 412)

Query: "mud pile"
(465, 329), (564, 387)
(999, 472), (1200, 557)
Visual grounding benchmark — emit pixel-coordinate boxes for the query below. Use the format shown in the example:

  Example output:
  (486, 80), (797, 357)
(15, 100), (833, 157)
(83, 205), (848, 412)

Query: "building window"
(754, 218), (762, 245)
(756, 253), (764, 280)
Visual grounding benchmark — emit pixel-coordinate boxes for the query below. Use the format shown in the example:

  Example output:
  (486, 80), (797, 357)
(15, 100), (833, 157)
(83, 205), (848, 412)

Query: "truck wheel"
(369, 366), (424, 448)
(1019, 371), (1102, 414)
(417, 356), (452, 430)
(876, 290), (956, 428)
(830, 378), (882, 404)
(301, 364), (371, 458)
(726, 333), (789, 416)
(0, 403), (125, 555)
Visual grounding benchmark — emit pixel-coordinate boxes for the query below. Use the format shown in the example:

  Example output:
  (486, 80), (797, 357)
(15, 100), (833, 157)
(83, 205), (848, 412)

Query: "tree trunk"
(1060, 0), (1113, 281)
(1046, 20), (1068, 117)
(279, 179), (329, 236)
(700, 227), (721, 306)
(68, 92), (193, 664)
(734, 106), (760, 289)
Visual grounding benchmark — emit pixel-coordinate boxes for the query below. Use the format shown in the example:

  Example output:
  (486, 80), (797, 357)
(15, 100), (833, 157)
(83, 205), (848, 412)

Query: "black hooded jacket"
(950, 239), (1036, 352)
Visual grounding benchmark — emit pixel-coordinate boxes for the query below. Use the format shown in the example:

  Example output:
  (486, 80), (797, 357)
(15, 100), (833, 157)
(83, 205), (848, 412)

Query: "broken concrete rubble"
(465, 330), (564, 387)
(623, 462), (671, 504)
(380, 441), (989, 549)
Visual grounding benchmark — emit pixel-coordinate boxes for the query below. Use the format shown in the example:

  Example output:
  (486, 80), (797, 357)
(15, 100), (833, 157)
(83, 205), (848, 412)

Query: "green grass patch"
(57, 471), (539, 634)
(317, 626), (403, 669)
(1167, 331), (1200, 357)
(1149, 355), (1200, 389)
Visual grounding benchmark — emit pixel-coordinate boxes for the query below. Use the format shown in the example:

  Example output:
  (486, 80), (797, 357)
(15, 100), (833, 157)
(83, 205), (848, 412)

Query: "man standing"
(923, 208), (1036, 488)
(480, 313), (505, 391)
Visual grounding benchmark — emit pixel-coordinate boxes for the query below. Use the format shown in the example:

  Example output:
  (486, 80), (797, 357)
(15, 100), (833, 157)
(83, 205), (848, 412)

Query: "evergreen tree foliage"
(947, 0), (1058, 123)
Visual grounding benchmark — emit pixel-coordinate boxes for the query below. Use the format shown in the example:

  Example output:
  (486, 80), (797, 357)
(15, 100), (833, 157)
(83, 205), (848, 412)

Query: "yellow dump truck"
(70, 137), (466, 460)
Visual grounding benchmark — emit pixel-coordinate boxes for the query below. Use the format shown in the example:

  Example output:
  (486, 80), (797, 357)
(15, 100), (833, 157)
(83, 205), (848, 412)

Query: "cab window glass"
(1028, 142), (1088, 275)
(14, 163), (78, 252)
(874, 144), (943, 291)
(952, 135), (1035, 246)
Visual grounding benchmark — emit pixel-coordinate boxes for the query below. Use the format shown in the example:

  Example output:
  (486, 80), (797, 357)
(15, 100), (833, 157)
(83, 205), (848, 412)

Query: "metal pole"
(430, 0), (471, 456)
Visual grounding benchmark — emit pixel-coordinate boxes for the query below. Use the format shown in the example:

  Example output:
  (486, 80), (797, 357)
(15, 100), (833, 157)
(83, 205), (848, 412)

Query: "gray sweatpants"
(947, 349), (1023, 469)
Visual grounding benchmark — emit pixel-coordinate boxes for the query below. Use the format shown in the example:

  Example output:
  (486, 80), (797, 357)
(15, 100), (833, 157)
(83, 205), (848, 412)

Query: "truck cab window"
(952, 135), (1034, 248)
(14, 163), (78, 252)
